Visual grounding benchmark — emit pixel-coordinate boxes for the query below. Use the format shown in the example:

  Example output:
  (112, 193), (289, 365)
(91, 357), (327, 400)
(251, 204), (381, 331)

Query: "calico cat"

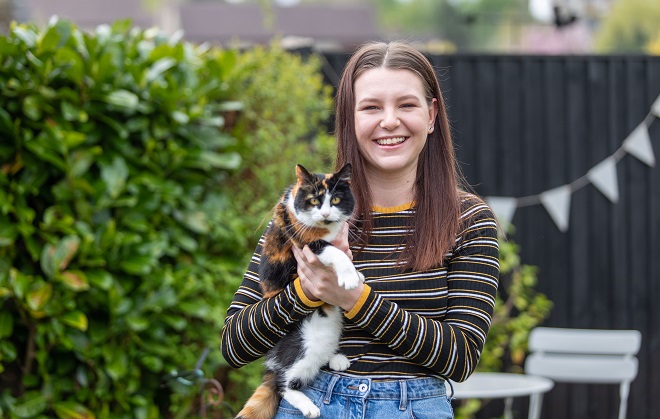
(236, 163), (363, 419)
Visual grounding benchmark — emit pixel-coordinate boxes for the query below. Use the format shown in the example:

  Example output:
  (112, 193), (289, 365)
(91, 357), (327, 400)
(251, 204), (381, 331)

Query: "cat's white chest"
(301, 307), (343, 354)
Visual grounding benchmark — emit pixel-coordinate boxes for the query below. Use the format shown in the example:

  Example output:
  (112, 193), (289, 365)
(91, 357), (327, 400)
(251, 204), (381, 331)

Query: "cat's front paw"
(336, 265), (363, 290)
(329, 353), (350, 371)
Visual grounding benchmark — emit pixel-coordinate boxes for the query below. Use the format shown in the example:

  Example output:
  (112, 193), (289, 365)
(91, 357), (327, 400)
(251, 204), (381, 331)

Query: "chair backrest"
(525, 327), (642, 419)
(525, 327), (641, 384)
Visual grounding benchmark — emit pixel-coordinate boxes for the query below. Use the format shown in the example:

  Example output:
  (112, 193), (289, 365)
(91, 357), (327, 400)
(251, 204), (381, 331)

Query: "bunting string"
(486, 93), (660, 232)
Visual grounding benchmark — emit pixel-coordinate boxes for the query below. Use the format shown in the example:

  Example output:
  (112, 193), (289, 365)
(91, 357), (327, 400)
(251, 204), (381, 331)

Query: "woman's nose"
(379, 109), (400, 130)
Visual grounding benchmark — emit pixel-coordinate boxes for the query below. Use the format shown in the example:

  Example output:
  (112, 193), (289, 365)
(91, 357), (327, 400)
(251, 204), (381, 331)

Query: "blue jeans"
(274, 370), (453, 419)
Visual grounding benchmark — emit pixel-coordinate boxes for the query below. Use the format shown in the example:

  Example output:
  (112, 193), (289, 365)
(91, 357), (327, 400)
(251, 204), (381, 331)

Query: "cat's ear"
(296, 164), (314, 183)
(335, 163), (352, 182)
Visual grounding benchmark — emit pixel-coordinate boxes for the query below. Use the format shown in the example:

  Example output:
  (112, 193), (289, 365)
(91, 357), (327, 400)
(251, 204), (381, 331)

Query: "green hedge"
(0, 18), (246, 418)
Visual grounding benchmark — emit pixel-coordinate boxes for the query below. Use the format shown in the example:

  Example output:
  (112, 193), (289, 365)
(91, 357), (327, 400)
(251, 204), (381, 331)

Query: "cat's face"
(291, 164), (354, 228)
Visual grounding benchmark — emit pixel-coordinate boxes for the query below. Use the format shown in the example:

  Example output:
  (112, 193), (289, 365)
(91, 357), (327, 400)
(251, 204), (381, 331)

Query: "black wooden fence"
(320, 52), (660, 419)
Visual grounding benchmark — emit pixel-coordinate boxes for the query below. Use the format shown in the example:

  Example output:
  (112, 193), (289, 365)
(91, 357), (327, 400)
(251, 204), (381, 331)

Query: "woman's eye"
(331, 197), (341, 205)
(310, 198), (320, 205)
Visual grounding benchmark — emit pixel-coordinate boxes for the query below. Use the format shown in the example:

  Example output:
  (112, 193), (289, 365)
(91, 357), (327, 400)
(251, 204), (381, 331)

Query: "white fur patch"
(284, 307), (343, 387)
(282, 388), (320, 418)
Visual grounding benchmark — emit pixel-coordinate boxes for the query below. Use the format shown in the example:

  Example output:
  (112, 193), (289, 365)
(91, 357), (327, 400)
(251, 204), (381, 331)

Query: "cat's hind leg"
(281, 388), (320, 419)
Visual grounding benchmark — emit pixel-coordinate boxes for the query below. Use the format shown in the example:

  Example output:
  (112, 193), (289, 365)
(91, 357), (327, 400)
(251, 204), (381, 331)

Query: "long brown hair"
(335, 41), (464, 271)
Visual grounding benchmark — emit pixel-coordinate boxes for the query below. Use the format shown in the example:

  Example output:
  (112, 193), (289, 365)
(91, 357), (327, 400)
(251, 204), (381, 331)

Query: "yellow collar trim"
(372, 202), (415, 213)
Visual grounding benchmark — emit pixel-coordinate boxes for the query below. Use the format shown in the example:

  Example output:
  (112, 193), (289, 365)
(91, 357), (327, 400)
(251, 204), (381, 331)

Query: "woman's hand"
(293, 224), (363, 311)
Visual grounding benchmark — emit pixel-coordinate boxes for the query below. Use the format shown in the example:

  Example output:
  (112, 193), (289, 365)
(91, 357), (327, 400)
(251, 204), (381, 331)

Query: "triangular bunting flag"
(652, 93), (660, 118)
(485, 197), (518, 227)
(587, 157), (619, 203)
(540, 185), (572, 232)
(623, 123), (656, 167)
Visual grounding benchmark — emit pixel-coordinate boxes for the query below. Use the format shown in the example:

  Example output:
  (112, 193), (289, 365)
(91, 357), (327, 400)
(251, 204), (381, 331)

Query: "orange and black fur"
(236, 164), (363, 419)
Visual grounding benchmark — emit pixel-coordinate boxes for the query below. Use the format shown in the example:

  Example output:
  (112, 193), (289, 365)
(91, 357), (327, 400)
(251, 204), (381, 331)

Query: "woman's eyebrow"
(356, 94), (421, 105)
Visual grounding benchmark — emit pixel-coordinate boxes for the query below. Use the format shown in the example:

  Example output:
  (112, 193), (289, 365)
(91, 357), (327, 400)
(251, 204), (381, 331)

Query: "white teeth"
(376, 137), (405, 145)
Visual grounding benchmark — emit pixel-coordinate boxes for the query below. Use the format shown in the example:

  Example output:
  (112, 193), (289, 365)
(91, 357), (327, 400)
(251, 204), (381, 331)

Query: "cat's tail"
(235, 370), (280, 419)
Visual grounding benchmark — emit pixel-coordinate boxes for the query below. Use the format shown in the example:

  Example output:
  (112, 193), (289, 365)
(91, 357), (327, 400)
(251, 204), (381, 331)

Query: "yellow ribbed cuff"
(344, 284), (372, 319)
(293, 277), (324, 308)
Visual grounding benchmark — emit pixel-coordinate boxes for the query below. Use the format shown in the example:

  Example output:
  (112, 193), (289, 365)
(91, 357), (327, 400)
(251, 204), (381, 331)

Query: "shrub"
(0, 18), (244, 418)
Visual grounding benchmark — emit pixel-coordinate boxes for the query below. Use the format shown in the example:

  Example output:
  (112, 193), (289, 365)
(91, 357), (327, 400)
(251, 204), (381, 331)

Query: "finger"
(301, 245), (318, 263)
(341, 223), (350, 242)
(292, 245), (308, 264)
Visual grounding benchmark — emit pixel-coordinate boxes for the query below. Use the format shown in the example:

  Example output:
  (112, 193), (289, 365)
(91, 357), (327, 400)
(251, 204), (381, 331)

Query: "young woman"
(221, 41), (500, 419)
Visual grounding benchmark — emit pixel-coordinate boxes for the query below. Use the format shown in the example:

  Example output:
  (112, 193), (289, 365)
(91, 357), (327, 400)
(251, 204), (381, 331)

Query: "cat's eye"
(309, 198), (320, 205)
(331, 197), (341, 205)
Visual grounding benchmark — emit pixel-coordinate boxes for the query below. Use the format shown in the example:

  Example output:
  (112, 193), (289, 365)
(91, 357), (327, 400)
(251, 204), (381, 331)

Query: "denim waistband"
(308, 370), (447, 402)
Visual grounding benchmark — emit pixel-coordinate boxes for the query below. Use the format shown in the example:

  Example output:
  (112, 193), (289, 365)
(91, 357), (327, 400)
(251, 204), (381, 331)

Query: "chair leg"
(618, 382), (630, 419)
(504, 397), (513, 419)
(528, 393), (544, 419)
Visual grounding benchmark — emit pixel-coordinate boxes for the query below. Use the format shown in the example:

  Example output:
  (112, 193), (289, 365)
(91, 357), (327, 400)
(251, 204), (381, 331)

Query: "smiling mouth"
(375, 137), (406, 145)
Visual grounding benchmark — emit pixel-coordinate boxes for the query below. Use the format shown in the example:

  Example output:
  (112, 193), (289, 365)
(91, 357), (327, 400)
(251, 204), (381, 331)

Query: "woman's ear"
(428, 98), (439, 133)
(429, 98), (439, 126)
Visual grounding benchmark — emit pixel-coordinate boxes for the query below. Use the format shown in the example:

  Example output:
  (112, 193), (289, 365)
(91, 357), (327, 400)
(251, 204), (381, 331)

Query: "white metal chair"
(525, 327), (642, 419)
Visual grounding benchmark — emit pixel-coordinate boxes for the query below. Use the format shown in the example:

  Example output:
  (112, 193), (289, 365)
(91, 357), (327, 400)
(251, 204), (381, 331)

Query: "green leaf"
(60, 101), (79, 121)
(86, 270), (113, 291)
(69, 147), (102, 177)
(40, 20), (70, 52)
(103, 89), (139, 110)
(145, 57), (176, 82)
(100, 156), (128, 199)
(126, 315), (149, 332)
(0, 340), (17, 362)
(0, 218), (18, 247)
(61, 311), (89, 331)
(119, 255), (154, 276)
(0, 106), (17, 138)
(62, 131), (87, 149)
(9, 268), (31, 300)
(12, 26), (38, 48)
(24, 132), (66, 170)
(12, 392), (48, 418)
(53, 401), (95, 419)
(197, 151), (242, 170)
(218, 101), (243, 112)
(59, 271), (89, 292)
(26, 283), (53, 311)
(139, 355), (163, 373)
(22, 96), (43, 121)
(54, 47), (84, 84)
(104, 349), (128, 381)
(41, 235), (81, 278)
(175, 210), (209, 234)
(0, 311), (13, 338)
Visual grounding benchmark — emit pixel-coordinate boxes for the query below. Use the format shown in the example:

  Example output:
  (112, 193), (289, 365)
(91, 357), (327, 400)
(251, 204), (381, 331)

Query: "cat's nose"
(321, 211), (331, 218)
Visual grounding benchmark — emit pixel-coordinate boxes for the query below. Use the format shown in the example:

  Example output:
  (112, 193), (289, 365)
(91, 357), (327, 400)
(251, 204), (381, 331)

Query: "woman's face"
(353, 67), (437, 179)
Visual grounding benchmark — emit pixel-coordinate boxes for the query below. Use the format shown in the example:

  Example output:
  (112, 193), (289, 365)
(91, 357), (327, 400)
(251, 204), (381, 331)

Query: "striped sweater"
(221, 194), (500, 382)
